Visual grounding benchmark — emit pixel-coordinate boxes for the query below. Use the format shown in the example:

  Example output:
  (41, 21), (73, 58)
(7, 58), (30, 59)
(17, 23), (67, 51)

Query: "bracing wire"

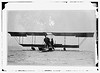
(14, 37), (20, 44)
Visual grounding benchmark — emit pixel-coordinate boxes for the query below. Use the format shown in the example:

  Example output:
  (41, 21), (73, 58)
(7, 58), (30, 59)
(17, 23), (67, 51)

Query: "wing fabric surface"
(52, 32), (94, 37)
(8, 32), (47, 36)
(8, 32), (94, 37)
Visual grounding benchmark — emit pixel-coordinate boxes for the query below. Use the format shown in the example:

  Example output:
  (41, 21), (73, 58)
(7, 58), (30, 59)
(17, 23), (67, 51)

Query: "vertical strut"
(19, 37), (20, 44)
(22, 36), (23, 44)
(64, 36), (66, 45)
(78, 37), (79, 45)
(78, 37), (79, 48)
(64, 36), (66, 51)
(32, 35), (33, 44)
(34, 36), (36, 44)
(31, 35), (35, 50)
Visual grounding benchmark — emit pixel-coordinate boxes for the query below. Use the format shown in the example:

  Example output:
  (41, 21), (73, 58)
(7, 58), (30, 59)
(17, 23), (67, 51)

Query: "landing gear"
(31, 46), (35, 50)
(38, 47), (54, 52)
(48, 48), (53, 51)
(38, 47), (44, 51)
(63, 47), (66, 51)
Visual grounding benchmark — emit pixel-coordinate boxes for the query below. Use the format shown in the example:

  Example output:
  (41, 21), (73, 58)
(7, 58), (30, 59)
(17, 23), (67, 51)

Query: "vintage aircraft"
(8, 32), (94, 52)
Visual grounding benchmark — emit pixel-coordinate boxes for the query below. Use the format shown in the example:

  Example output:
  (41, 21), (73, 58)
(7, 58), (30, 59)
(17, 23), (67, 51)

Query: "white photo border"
(1, 0), (99, 72)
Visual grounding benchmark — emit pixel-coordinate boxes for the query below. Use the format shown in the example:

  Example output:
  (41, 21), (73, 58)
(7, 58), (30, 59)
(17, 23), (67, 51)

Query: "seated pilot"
(44, 36), (50, 48)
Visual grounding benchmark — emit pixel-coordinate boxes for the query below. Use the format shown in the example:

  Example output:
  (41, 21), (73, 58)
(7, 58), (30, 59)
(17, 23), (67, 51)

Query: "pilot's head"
(45, 35), (46, 37)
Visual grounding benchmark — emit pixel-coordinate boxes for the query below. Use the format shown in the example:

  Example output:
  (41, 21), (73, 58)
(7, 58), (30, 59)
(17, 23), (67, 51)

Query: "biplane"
(8, 32), (94, 52)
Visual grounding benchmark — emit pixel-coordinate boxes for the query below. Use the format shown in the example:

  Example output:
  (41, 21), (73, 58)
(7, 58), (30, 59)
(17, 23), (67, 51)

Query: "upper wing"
(8, 32), (47, 36)
(8, 32), (27, 36)
(8, 32), (94, 37)
(52, 32), (94, 37)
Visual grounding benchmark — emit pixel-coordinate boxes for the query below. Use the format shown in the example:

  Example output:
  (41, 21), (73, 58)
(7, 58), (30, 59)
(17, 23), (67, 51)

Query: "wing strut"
(13, 36), (22, 44)
(79, 37), (87, 46)
(22, 37), (24, 44)
(78, 37), (79, 45)
(14, 37), (20, 44)
(34, 36), (36, 44)
(64, 36), (66, 51)
(19, 37), (20, 44)
(32, 35), (33, 44)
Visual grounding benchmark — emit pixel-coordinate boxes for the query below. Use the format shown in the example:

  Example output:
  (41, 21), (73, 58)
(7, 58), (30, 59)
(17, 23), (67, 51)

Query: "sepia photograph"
(7, 10), (96, 66)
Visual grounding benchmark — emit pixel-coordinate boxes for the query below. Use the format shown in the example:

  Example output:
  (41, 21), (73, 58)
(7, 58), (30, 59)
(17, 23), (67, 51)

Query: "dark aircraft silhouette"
(8, 32), (94, 52)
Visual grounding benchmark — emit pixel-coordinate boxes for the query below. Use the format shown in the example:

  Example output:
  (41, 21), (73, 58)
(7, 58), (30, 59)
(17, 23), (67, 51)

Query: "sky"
(8, 10), (96, 32)
(7, 10), (96, 51)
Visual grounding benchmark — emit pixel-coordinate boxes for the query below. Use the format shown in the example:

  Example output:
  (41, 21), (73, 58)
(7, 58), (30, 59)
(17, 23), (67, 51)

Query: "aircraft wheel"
(31, 47), (35, 50)
(48, 48), (53, 51)
(63, 48), (66, 51)
(38, 47), (43, 51)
